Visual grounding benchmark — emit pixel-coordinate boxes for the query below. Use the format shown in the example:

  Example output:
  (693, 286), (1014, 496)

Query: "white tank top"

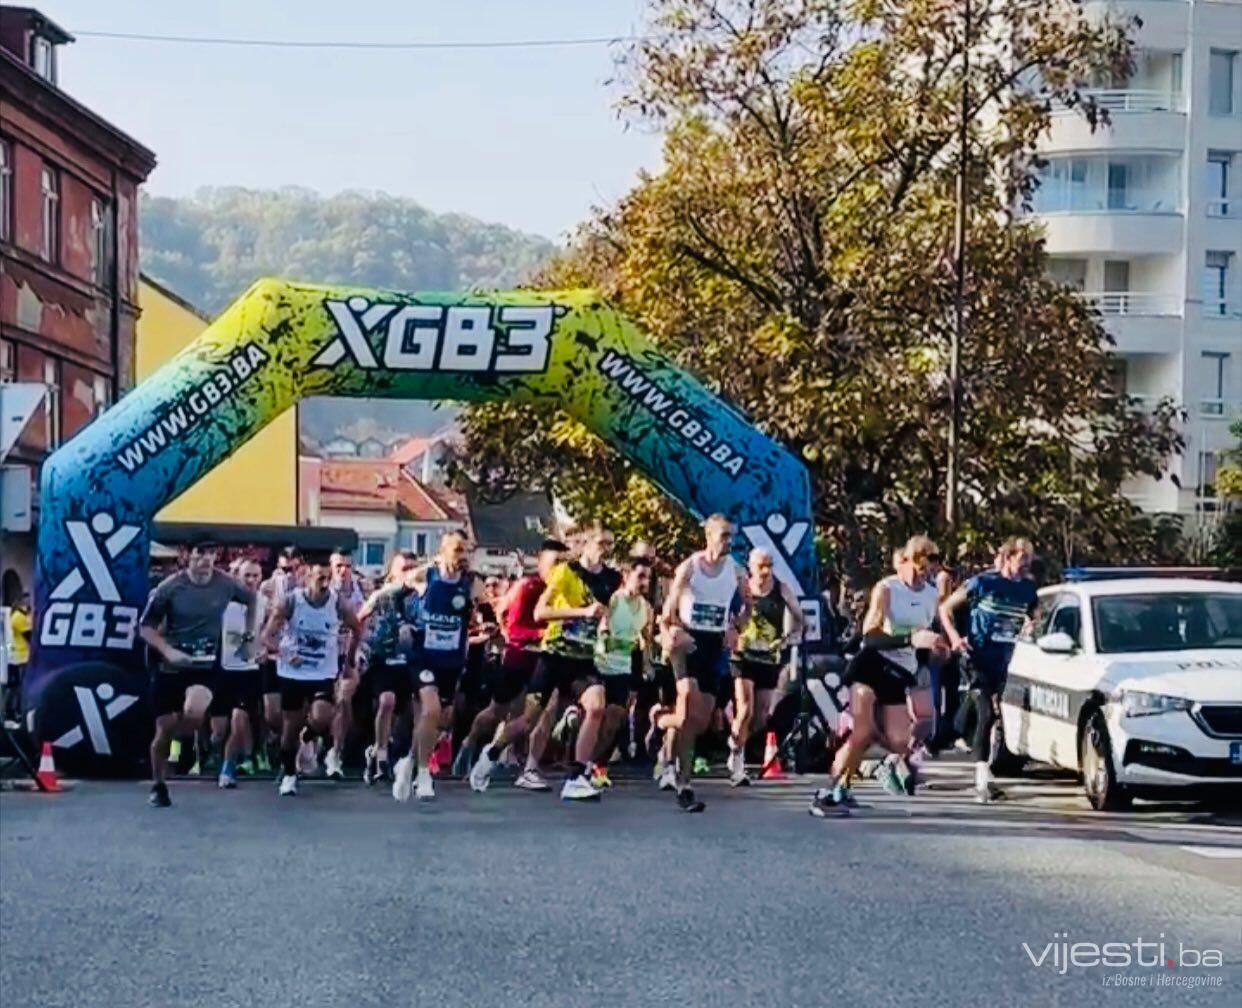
(277, 588), (340, 681)
(220, 596), (266, 672)
(880, 574), (938, 673)
(678, 553), (740, 633)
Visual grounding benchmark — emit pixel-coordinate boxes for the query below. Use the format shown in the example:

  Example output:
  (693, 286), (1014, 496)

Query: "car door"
(1005, 592), (1085, 769)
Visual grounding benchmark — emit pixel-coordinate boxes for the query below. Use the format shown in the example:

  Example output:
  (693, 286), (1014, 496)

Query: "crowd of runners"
(137, 516), (1039, 817)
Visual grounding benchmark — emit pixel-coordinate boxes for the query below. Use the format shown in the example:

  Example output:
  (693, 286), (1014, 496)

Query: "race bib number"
(424, 625), (462, 652)
(690, 602), (727, 630)
(563, 618), (600, 646)
(989, 616), (1023, 644)
(185, 637), (218, 664)
(295, 631), (328, 663)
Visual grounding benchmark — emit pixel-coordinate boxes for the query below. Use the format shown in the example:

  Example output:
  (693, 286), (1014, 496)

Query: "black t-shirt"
(570, 561), (621, 606)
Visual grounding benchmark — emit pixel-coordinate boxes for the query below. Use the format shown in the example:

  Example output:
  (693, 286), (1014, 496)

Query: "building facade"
(1031, 0), (1242, 521)
(0, 8), (156, 602)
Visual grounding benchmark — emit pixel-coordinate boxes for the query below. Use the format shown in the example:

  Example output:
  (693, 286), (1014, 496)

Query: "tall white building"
(1031, 0), (1241, 521)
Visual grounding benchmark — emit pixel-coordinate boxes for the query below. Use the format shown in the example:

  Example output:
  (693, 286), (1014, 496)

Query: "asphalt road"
(2, 759), (1240, 1008)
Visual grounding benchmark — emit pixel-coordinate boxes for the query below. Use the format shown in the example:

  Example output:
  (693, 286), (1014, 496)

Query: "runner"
(140, 539), (254, 808)
(356, 552), (421, 786)
(653, 515), (749, 813)
(467, 539), (568, 793)
(258, 547), (304, 749)
(939, 537), (1039, 803)
(392, 532), (481, 803)
(589, 558), (654, 786)
(325, 548), (365, 781)
(216, 559), (267, 788)
(728, 548), (803, 786)
(809, 536), (943, 818)
(261, 561), (361, 797)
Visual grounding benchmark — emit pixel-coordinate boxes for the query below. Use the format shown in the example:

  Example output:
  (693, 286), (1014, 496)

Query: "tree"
(1209, 417), (1242, 567)
(458, 0), (1184, 571)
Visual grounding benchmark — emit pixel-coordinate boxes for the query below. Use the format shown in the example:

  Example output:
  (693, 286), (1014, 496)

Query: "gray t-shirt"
(141, 571), (253, 670)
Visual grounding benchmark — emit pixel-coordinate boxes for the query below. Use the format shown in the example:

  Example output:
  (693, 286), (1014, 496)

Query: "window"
(1204, 251), (1233, 317)
(1197, 450), (1220, 501)
(92, 375), (110, 416)
(1209, 50), (1237, 116)
(1106, 162), (1128, 210)
(0, 138), (11, 242)
(1103, 260), (1130, 293)
(1048, 602), (1081, 645)
(1206, 152), (1233, 217)
(89, 199), (112, 286)
(1201, 352), (1229, 417)
(1093, 593), (1241, 654)
(40, 166), (59, 262)
(0, 339), (14, 383)
(414, 532), (428, 556)
(1047, 258), (1087, 290)
(43, 357), (60, 448)
(31, 36), (54, 83)
(1170, 53), (1183, 96)
(356, 540), (386, 568)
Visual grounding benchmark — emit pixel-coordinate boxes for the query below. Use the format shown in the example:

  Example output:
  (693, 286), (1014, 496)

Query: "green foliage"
(458, 0), (1186, 575)
(1209, 417), (1242, 567)
(140, 187), (555, 316)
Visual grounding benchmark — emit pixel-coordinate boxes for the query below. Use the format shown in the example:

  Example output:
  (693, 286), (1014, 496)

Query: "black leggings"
(971, 672), (1005, 763)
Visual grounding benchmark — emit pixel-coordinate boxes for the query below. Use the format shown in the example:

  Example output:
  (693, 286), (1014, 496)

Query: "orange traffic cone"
(36, 742), (63, 792)
(760, 732), (785, 780)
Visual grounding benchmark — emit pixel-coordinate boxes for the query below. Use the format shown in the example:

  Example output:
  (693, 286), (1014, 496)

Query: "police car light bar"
(1063, 567), (1241, 583)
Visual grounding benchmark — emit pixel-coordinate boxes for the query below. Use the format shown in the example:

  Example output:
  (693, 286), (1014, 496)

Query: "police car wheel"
(1080, 709), (1130, 812)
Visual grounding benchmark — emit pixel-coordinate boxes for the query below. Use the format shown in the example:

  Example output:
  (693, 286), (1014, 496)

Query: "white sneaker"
(469, 750), (494, 793)
(727, 744), (745, 779)
(296, 740), (319, 776)
(324, 747), (344, 781)
(392, 755), (414, 802)
(217, 770), (236, 790)
(514, 768), (551, 791)
(279, 774), (298, 797)
(416, 767), (435, 801)
(560, 774), (601, 801)
(658, 763), (677, 792)
(730, 767), (751, 788)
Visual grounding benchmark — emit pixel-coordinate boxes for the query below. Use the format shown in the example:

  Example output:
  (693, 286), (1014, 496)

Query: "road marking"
(1179, 846), (1242, 859)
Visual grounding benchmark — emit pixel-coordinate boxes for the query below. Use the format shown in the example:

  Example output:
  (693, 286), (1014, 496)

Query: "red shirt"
(503, 575), (546, 647)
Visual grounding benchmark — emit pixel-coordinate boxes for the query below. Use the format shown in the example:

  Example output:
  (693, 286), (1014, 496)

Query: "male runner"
(392, 532), (481, 803)
(809, 536), (943, 818)
(356, 552), (421, 785)
(527, 526), (621, 801)
(217, 559), (267, 788)
(728, 548), (803, 786)
(465, 539), (569, 790)
(939, 537), (1039, 803)
(258, 547), (304, 746)
(589, 558), (654, 788)
(141, 539), (254, 807)
(653, 515), (749, 813)
(325, 548), (365, 780)
(261, 561), (361, 797)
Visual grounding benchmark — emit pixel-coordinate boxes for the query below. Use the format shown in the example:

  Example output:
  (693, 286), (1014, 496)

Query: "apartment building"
(1031, 0), (1241, 520)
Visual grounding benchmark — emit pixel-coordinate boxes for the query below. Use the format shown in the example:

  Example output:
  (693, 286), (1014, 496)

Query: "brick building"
(0, 7), (156, 602)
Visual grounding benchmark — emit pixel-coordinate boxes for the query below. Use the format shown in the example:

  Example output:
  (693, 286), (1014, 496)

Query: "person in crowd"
(4, 592), (32, 722)
(216, 559), (266, 788)
(324, 548), (365, 780)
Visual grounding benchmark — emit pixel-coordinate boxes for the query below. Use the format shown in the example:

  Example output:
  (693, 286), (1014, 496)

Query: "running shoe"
(452, 744), (475, 779)
(376, 757), (392, 784)
(148, 782), (171, 808)
(657, 763), (678, 792)
(469, 750), (494, 793)
(416, 767), (436, 801)
(729, 768), (751, 788)
(676, 787), (705, 813)
(975, 782), (1006, 804)
(362, 746), (378, 786)
(589, 764), (612, 790)
(876, 758), (904, 796)
(296, 739), (319, 776)
(514, 768), (551, 792)
(238, 758), (255, 777)
(693, 756), (710, 776)
(218, 760), (238, 790)
(726, 744), (745, 780)
(560, 774), (601, 801)
(392, 755), (415, 802)
(892, 756), (918, 796)
(808, 788), (850, 818)
(279, 774), (298, 797)
(552, 705), (580, 744)
(324, 747), (344, 781)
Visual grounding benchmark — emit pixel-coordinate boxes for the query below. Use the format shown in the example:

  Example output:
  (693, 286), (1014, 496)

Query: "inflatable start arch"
(27, 279), (816, 771)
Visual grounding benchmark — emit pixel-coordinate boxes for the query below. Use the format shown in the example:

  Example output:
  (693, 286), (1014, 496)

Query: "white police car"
(998, 571), (1242, 810)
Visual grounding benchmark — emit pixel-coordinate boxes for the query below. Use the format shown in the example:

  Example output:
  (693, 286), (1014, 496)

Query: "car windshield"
(1092, 592), (1242, 654)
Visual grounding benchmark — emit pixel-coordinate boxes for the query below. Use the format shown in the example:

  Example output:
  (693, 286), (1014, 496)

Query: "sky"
(41, 0), (666, 241)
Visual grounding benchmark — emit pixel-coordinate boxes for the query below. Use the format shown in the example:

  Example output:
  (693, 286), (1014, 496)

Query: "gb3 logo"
(40, 512), (143, 650)
(312, 297), (557, 374)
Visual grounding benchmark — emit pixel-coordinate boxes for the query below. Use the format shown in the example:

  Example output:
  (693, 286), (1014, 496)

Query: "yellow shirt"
(8, 607), (31, 665)
(540, 562), (595, 656)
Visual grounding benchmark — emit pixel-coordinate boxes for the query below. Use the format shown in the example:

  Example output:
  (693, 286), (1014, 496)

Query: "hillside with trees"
(139, 186), (556, 316)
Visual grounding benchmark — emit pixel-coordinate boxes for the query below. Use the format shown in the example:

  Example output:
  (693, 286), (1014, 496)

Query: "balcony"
(1075, 291), (1182, 354)
(1053, 89), (1184, 114)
